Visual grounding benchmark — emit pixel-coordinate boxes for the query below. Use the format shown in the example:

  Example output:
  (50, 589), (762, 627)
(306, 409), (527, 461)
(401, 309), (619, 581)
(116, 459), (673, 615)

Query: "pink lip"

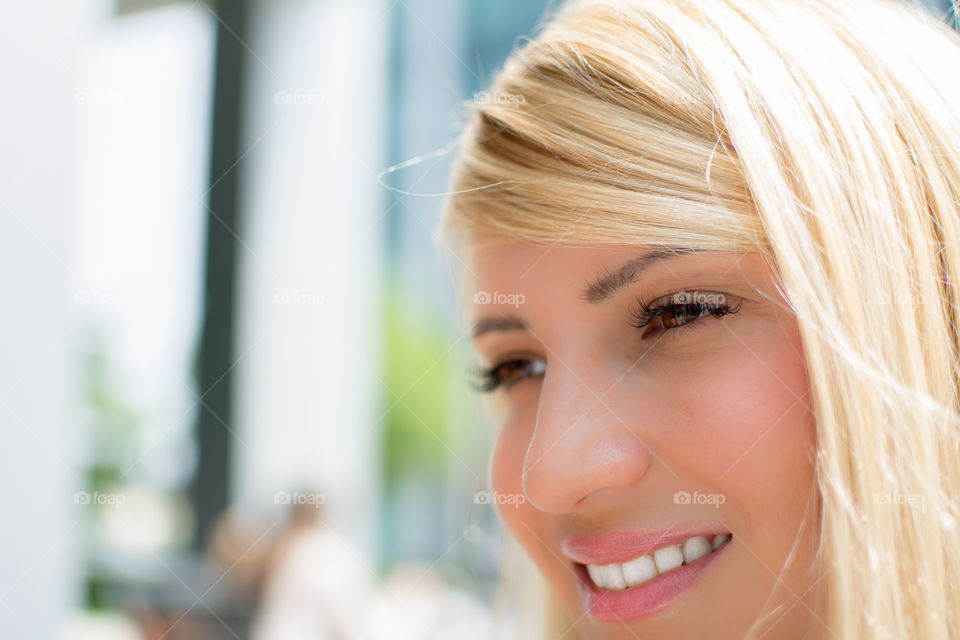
(560, 523), (731, 566)
(573, 537), (732, 623)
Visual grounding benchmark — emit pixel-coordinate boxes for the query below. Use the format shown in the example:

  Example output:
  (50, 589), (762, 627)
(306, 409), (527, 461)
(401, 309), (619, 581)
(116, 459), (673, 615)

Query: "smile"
(584, 533), (732, 590)
(562, 526), (735, 622)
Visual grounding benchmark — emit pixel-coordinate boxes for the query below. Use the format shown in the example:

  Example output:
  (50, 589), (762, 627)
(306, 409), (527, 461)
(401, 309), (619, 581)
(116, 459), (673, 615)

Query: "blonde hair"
(440, 0), (960, 638)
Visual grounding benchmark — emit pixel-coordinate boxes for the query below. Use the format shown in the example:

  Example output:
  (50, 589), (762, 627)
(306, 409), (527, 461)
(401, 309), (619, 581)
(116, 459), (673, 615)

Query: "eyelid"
(479, 349), (544, 370)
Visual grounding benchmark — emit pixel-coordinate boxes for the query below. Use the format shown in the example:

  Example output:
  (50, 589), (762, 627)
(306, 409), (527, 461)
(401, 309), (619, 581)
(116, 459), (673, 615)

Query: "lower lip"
(576, 539), (731, 623)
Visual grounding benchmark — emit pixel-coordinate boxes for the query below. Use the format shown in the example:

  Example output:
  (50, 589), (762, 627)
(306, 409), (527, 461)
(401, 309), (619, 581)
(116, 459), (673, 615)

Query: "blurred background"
(1, 0), (553, 637)
(1, 0), (954, 638)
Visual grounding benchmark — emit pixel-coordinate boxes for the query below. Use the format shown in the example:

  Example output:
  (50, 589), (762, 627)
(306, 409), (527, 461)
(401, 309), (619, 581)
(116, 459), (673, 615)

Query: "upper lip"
(560, 523), (731, 566)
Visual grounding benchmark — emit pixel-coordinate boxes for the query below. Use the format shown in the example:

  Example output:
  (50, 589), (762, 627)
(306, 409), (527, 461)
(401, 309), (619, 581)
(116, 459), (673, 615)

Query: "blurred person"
(123, 509), (275, 640)
(440, 0), (960, 638)
(250, 493), (375, 640)
(366, 562), (491, 640)
(126, 606), (214, 640)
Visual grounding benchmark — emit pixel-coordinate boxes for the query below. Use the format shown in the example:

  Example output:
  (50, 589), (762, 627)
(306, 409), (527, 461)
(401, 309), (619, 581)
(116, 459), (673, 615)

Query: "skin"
(469, 242), (827, 640)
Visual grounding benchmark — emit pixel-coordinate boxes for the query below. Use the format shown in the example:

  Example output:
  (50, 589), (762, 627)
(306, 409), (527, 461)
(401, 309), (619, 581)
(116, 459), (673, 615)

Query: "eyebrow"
(471, 314), (528, 341)
(470, 246), (704, 340)
(580, 246), (702, 303)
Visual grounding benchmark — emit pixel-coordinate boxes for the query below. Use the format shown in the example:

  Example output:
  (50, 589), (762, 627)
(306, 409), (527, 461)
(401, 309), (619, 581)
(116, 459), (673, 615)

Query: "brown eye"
(470, 357), (546, 393)
(655, 303), (711, 329)
(629, 291), (742, 339)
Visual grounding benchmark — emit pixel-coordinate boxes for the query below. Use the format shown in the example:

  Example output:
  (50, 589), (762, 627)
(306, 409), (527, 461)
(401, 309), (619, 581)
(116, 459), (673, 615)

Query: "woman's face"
(469, 242), (824, 639)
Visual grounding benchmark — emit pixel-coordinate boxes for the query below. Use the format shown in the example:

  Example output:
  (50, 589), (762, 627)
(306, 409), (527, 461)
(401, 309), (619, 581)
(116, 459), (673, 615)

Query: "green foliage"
(82, 332), (141, 490)
(380, 283), (455, 483)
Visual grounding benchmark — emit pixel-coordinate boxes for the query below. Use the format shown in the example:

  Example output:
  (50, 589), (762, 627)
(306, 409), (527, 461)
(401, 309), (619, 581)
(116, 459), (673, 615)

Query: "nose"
(521, 362), (652, 513)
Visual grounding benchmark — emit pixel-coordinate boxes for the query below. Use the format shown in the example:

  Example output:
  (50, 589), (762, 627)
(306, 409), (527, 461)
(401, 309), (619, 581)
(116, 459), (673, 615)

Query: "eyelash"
(468, 355), (546, 393)
(628, 290), (742, 336)
(470, 290), (742, 394)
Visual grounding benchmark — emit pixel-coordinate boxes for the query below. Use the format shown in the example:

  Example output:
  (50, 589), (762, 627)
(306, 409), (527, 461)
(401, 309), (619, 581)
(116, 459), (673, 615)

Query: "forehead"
(472, 242), (645, 287)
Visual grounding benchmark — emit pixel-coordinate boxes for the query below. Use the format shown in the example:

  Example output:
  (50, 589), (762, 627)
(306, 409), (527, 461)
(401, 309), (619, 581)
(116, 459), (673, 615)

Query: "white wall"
(233, 0), (387, 560)
(0, 0), (103, 636)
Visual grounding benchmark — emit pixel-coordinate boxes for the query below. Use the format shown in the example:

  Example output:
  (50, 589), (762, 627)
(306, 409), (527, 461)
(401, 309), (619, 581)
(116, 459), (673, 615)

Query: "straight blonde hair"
(440, 0), (960, 637)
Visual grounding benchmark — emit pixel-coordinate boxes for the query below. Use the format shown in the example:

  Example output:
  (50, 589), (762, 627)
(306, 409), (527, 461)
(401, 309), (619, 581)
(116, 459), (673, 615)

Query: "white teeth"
(712, 533), (731, 550)
(653, 545), (684, 573)
(584, 533), (732, 590)
(588, 563), (626, 590)
(621, 553), (657, 584)
(586, 563), (605, 587)
(597, 563), (626, 589)
(683, 536), (712, 564)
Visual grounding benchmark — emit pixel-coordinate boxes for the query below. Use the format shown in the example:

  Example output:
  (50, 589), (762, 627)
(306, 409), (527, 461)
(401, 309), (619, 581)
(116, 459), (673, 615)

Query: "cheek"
(657, 320), (818, 545)
(698, 324), (814, 493)
(678, 326), (815, 488)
